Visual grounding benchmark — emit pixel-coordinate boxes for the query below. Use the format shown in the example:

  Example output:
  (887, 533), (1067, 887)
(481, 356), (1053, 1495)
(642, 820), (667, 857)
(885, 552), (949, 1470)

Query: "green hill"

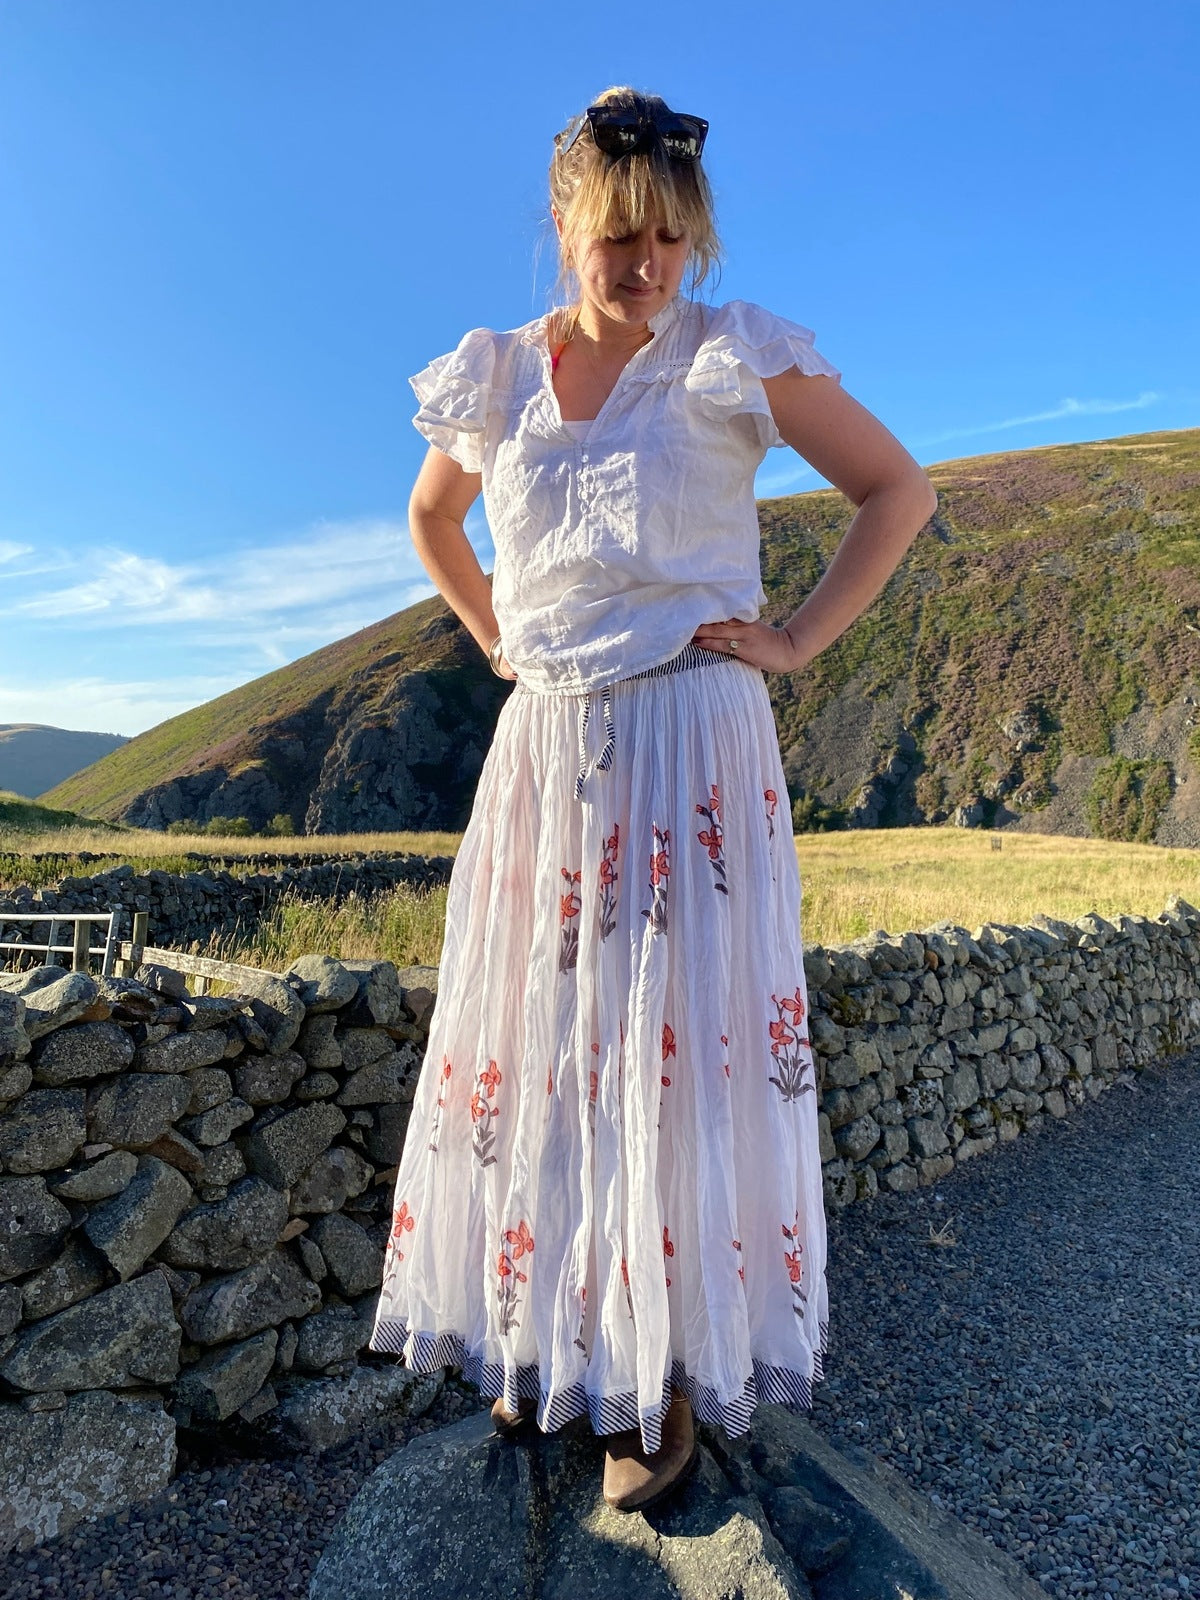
(42, 427), (1200, 844)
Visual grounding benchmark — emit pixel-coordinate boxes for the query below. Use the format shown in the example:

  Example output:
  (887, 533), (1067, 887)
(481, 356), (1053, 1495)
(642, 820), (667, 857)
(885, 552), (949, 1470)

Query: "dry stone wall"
(0, 853), (455, 955)
(1, 893), (1198, 1552)
(0, 954), (441, 1553)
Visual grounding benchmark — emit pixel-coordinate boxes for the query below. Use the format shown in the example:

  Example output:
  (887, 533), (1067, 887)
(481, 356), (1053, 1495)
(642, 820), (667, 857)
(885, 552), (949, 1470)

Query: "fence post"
(44, 918), (60, 968)
(72, 918), (90, 973)
(101, 909), (118, 978)
(131, 912), (149, 969)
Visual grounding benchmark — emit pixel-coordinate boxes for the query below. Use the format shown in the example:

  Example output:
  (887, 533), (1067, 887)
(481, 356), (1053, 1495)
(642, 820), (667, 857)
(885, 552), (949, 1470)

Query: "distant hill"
(0, 724), (128, 800)
(41, 427), (1200, 846)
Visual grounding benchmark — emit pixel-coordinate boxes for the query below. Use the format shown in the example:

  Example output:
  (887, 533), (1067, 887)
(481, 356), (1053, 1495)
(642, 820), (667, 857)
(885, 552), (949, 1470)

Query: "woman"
(370, 85), (938, 1512)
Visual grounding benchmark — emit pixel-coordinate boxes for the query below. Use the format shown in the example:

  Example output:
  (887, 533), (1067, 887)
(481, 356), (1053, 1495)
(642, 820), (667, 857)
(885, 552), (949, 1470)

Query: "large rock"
(0, 1271), (181, 1392)
(134, 1028), (229, 1074)
(336, 1046), (420, 1107)
(158, 1177), (289, 1271)
(0, 1389), (176, 1554)
(173, 1329), (279, 1423)
(234, 1049), (306, 1106)
(20, 973), (101, 1041)
(237, 973), (305, 1054)
(0, 1177), (72, 1281)
(243, 1102), (346, 1189)
(49, 1148), (138, 1202)
(20, 1235), (108, 1320)
(87, 1072), (193, 1147)
(339, 961), (406, 1029)
(293, 1303), (372, 1371)
(179, 1251), (321, 1345)
(0, 1087), (87, 1174)
(251, 1364), (441, 1455)
(308, 1214), (382, 1298)
(0, 993), (30, 1063)
(31, 1020), (135, 1086)
(82, 1155), (194, 1280)
(311, 1404), (1050, 1600)
(286, 955), (360, 1013)
(289, 1145), (374, 1214)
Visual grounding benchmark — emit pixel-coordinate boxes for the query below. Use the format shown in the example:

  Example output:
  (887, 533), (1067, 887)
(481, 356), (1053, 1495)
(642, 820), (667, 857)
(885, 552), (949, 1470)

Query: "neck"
(572, 299), (660, 354)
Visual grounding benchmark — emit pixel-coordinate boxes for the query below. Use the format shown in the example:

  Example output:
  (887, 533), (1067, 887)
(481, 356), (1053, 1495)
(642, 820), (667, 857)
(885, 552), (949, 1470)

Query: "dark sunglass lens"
(661, 131), (700, 159)
(593, 124), (642, 157)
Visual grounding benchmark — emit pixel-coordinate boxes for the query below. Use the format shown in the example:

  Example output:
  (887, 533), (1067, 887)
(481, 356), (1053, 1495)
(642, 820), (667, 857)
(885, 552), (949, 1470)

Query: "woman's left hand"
(691, 618), (806, 675)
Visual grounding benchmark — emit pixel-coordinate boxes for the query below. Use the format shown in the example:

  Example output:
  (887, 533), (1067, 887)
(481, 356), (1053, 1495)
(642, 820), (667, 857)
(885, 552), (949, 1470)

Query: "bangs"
(567, 150), (708, 244)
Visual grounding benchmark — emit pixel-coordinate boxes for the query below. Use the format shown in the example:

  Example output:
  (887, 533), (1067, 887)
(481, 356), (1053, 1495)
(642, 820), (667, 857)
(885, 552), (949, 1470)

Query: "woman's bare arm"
(692, 373), (939, 672)
(407, 446), (517, 677)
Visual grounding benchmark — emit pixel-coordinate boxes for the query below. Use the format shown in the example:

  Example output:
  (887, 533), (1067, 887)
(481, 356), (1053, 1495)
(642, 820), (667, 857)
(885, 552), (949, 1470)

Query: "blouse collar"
(522, 294), (683, 349)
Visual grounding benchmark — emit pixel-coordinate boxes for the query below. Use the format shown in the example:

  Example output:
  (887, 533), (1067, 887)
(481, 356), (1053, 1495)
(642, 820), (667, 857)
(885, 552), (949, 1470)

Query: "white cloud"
(913, 391), (1162, 451)
(0, 675), (249, 739)
(753, 391), (1167, 497)
(0, 540), (34, 564)
(8, 518), (438, 627)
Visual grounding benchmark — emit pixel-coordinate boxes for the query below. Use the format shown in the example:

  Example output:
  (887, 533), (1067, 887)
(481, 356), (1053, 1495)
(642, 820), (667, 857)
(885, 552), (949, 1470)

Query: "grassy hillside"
(41, 591), (470, 824)
(0, 790), (123, 838)
(0, 724), (128, 799)
(41, 427), (1200, 844)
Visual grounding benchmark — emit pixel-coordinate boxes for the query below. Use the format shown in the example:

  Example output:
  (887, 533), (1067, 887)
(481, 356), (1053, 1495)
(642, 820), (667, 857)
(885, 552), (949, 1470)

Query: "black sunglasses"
(577, 104), (709, 162)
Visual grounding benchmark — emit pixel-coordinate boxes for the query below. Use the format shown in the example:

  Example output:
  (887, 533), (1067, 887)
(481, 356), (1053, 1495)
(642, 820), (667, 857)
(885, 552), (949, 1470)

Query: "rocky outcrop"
(310, 1403), (1048, 1600)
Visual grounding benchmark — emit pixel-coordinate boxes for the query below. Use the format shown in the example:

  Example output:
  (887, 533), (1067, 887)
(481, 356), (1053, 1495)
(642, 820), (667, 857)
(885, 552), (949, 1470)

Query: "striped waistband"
(571, 642), (745, 802)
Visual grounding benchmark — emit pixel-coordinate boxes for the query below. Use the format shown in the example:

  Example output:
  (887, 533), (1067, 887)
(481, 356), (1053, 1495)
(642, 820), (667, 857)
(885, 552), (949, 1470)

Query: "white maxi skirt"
(369, 643), (829, 1454)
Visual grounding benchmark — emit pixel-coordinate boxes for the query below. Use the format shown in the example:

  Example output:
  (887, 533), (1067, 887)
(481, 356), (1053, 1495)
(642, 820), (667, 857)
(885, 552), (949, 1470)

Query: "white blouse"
(409, 296), (842, 696)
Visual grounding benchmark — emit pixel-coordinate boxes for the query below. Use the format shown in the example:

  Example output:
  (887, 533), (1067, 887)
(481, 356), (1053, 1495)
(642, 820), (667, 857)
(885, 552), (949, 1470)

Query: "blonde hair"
(548, 86), (722, 322)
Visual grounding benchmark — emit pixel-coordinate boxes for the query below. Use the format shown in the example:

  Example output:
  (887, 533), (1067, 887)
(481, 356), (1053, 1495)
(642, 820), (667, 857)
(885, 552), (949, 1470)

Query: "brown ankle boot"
(491, 1395), (537, 1439)
(602, 1390), (697, 1512)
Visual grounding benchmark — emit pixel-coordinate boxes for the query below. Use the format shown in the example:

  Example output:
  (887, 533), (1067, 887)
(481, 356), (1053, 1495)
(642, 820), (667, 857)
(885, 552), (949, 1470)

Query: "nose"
(631, 231), (661, 280)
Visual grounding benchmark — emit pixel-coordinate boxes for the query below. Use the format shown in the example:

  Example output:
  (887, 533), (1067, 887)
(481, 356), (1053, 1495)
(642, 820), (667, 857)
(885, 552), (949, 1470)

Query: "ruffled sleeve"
(409, 326), (498, 473)
(684, 300), (841, 448)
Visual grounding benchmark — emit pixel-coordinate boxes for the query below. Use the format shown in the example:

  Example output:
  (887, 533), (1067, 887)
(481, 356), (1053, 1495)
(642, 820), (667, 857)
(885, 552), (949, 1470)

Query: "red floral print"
(695, 782), (728, 894)
(641, 824), (670, 934)
(663, 1225), (675, 1288)
(599, 824), (620, 940)
(782, 1216), (807, 1316)
(764, 788), (778, 843)
(388, 1201), (414, 1263)
(661, 1021), (675, 1087)
(767, 988), (815, 1102)
(733, 1238), (745, 1283)
(471, 1058), (502, 1166)
(559, 867), (582, 971)
(497, 1219), (534, 1333)
(428, 1056), (452, 1154)
(721, 1032), (730, 1079)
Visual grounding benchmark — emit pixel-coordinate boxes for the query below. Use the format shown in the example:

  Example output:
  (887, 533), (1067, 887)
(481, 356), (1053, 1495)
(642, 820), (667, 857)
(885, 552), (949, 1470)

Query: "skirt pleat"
(369, 651), (830, 1454)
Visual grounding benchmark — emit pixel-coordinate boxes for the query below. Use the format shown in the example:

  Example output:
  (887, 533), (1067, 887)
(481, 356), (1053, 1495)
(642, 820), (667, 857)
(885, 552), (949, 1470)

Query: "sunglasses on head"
(576, 103), (709, 162)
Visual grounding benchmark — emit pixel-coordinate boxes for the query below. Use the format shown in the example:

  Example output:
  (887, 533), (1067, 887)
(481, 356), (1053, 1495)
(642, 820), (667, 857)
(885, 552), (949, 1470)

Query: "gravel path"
(813, 1047), (1200, 1599)
(4, 1047), (1198, 1599)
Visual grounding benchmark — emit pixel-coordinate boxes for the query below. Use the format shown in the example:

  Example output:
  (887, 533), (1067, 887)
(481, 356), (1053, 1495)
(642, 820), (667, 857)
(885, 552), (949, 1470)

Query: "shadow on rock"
(308, 1401), (1049, 1600)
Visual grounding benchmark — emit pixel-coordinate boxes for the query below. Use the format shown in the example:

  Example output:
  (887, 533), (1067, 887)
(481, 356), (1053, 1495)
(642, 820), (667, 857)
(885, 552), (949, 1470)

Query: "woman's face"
(561, 210), (693, 329)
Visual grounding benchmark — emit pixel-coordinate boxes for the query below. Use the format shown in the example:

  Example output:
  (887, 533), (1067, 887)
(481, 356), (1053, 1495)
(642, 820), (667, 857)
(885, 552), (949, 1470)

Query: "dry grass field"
(3, 805), (1197, 971)
(200, 827), (1200, 972)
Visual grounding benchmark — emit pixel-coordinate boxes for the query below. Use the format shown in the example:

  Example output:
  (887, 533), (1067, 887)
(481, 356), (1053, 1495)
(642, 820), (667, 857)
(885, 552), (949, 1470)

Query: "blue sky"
(1, 0), (1196, 739)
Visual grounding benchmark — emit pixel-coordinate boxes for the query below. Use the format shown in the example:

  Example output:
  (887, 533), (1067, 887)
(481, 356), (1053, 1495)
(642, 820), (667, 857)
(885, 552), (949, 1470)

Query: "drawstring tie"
(574, 685), (615, 802)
